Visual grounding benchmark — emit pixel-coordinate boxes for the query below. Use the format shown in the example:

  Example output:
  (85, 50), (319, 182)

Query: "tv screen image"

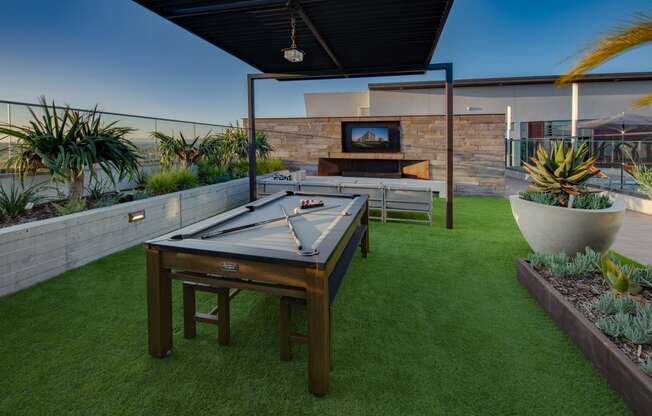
(351, 127), (389, 149)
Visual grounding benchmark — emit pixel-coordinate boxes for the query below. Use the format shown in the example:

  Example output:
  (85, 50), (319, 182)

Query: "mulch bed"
(535, 266), (652, 368)
(0, 197), (126, 230)
(0, 203), (60, 229)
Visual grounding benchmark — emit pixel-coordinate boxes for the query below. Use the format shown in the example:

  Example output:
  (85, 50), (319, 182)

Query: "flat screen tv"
(341, 122), (400, 153)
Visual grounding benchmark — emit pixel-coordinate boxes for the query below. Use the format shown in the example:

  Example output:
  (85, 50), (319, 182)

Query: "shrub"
(0, 181), (48, 220)
(170, 169), (198, 190)
(197, 160), (230, 184)
(572, 192), (612, 209)
(522, 141), (606, 205)
(52, 198), (86, 216)
(527, 247), (600, 278)
(146, 169), (198, 195)
(133, 190), (151, 200)
(256, 159), (284, 175)
(94, 195), (118, 208)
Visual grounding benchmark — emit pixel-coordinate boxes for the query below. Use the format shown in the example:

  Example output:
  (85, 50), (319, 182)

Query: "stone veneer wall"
(247, 114), (506, 195)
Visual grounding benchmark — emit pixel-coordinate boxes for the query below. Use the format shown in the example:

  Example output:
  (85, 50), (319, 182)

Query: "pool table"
(145, 191), (369, 396)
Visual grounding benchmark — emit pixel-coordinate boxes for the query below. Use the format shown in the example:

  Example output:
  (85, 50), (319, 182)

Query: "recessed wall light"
(128, 210), (146, 223)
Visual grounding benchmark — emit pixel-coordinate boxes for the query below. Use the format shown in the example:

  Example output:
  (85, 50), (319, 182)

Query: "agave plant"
(523, 141), (606, 204)
(151, 131), (222, 168)
(0, 97), (141, 199)
(557, 15), (652, 108)
(0, 181), (48, 220)
(601, 255), (642, 297)
(624, 162), (652, 200)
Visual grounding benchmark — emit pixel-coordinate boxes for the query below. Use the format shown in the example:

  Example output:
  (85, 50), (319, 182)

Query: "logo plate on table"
(221, 262), (239, 272)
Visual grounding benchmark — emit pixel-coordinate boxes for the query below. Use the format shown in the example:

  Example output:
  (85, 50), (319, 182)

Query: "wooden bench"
(182, 281), (239, 345)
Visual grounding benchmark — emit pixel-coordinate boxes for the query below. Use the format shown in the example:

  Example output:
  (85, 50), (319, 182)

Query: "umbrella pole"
(620, 126), (624, 190)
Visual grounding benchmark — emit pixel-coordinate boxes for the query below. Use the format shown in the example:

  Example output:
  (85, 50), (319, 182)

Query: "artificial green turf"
(0, 197), (630, 415)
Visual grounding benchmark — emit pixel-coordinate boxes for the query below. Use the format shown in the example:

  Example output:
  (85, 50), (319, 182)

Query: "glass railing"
(0, 99), (236, 169)
(505, 135), (652, 195)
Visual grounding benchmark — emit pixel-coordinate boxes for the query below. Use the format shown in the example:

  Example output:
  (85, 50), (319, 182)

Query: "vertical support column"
(444, 64), (454, 229)
(146, 247), (173, 358)
(247, 74), (257, 202)
(571, 82), (579, 142)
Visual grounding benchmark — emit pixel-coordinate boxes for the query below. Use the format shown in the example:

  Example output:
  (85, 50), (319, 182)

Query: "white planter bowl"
(509, 195), (626, 255)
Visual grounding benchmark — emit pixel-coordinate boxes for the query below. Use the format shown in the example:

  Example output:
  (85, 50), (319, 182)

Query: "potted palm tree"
(510, 141), (626, 255)
(0, 97), (141, 200)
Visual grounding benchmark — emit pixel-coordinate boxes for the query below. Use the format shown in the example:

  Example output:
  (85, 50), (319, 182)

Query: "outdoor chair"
(384, 185), (432, 224)
(339, 183), (384, 222)
(298, 181), (341, 194)
(258, 180), (300, 196)
(182, 281), (232, 345)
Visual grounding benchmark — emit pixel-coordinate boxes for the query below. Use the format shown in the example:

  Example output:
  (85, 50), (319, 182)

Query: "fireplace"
(317, 120), (429, 180)
(318, 155), (429, 179)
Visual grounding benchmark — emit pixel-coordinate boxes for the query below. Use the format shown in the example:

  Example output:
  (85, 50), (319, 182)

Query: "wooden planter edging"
(517, 259), (652, 415)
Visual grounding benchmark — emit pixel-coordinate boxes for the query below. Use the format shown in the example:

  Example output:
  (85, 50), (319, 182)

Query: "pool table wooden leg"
(217, 288), (230, 345)
(182, 283), (197, 339)
(146, 247), (173, 358)
(306, 267), (330, 397)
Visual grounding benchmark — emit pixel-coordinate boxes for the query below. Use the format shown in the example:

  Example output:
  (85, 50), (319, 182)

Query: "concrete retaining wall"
(0, 178), (249, 297)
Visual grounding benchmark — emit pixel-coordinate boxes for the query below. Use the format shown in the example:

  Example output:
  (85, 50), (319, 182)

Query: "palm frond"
(631, 92), (652, 108)
(557, 15), (652, 86)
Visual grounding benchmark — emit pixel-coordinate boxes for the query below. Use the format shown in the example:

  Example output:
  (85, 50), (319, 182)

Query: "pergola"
(134, 0), (455, 227)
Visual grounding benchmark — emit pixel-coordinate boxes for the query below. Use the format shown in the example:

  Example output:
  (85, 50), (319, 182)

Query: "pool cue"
(281, 206), (318, 256)
(198, 204), (341, 240)
(281, 205), (304, 251)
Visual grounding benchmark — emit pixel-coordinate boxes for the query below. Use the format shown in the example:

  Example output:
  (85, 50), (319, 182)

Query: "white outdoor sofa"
(257, 176), (433, 224)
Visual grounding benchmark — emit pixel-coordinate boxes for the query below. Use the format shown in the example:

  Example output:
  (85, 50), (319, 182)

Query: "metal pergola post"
(247, 64), (454, 228)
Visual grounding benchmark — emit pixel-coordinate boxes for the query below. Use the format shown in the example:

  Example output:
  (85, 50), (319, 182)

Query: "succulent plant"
(523, 141), (606, 204)
(642, 357), (652, 377)
(593, 292), (635, 315)
(624, 161), (652, 200)
(601, 255), (642, 296)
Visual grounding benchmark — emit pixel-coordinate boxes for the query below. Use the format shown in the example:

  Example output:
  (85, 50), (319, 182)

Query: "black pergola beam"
(247, 63), (454, 229)
(290, 1), (342, 70)
(166, 0), (288, 19)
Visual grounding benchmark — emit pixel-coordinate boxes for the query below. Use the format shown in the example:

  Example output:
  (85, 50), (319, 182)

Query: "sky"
(0, 0), (651, 125)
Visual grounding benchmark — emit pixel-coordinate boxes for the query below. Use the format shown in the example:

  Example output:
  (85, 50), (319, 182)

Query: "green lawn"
(0, 197), (630, 415)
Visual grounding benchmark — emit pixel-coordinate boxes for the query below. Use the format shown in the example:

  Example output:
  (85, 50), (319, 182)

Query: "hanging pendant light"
(282, 14), (305, 63)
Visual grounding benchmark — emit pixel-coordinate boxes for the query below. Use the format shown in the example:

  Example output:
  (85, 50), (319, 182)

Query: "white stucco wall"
(304, 80), (652, 124)
(304, 92), (369, 117)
